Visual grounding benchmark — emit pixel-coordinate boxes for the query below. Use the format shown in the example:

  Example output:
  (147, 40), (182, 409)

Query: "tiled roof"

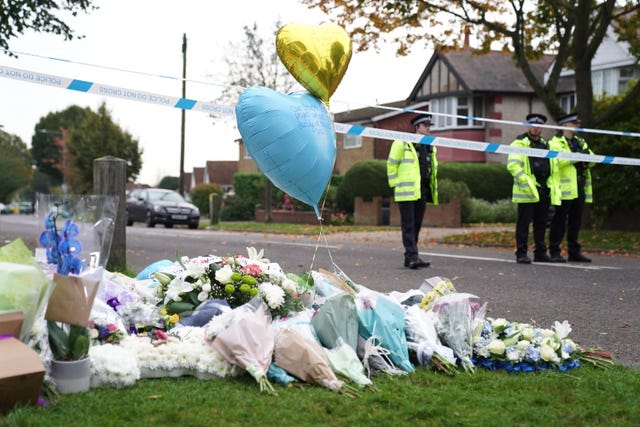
(443, 49), (555, 93)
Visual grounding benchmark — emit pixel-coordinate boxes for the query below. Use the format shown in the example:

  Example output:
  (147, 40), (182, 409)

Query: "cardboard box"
(0, 311), (24, 339)
(0, 336), (45, 414)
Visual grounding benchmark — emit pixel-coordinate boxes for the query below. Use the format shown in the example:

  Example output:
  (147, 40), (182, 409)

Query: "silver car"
(125, 188), (200, 229)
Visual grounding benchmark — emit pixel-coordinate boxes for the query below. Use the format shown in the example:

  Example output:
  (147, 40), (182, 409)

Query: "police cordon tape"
(2, 63), (640, 167)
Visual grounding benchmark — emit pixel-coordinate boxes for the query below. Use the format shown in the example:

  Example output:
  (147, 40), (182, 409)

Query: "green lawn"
(3, 364), (639, 427)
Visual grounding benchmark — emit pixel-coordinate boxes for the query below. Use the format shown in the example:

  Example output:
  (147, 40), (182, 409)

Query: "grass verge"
(3, 365), (639, 427)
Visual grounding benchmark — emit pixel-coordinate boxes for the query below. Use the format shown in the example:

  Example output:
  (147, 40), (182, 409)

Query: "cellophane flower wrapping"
(431, 293), (479, 372)
(209, 303), (276, 393)
(273, 327), (344, 392)
(404, 304), (456, 367)
(324, 338), (372, 388)
(311, 292), (359, 353)
(0, 239), (52, 341)
(36, 193), (118, 277)
(355, 288), (414, 372)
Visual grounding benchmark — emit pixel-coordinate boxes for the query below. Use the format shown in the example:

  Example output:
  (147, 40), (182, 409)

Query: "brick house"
(203, 160), (238, 191)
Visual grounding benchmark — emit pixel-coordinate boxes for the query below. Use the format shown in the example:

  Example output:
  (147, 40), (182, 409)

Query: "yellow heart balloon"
(276, 22), (352, 106)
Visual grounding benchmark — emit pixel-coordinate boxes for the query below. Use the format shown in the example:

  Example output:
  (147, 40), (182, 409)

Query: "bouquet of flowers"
(472, 317), (581, 372)
(209, 303), (277, 394)
(88, 320), (124, 345)
(431, 293), (480, 373)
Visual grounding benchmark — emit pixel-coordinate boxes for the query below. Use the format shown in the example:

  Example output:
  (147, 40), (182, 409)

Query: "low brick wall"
(388, 198), (462, 227)
(254, 208), (329, 224)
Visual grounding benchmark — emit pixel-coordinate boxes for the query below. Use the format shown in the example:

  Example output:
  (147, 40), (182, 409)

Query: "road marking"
(420, 252), (621, 270)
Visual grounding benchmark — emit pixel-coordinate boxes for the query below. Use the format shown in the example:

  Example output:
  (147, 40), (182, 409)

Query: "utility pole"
(179, 33), (187, 196)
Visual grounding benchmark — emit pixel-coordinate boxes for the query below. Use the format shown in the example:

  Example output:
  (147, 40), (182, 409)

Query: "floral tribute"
(17, 240), (615, 396)
(472, 317), (581, 372)
(153, 248), (307, 320)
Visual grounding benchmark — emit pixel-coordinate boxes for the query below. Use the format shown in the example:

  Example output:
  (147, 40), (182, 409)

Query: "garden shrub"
(438, 162), (512, 202)
(437, 179), (472, 223)
(189, 183), (223, 216)
(220, 195), (255, 221)
(337, 160), (392, 213)
(466, 198), (517, 224)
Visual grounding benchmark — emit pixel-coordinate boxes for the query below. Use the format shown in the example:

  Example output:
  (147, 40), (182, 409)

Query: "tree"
(219, 21), (300, 221)
(0, 0), (96, 55)
(32, 105), (92, 187)
(0, 130), (32, 202)
(31, 103), (143, 194)
(67, 103), (143, 193)
(158, 176), (180, 190)
(302, 0), (640, 127)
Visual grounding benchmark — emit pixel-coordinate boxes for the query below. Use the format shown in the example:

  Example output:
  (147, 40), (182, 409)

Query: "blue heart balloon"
(235, 87), (336, 218)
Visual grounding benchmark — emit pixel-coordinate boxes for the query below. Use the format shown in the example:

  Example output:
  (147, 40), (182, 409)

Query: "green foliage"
(0, 131), (32, 203)
(189, 183), (223, 215)
(220, 196), (255, 221)
(158, 176), (179, 190)
(589, 92), (640, 228)
(68, 103), (143, 193)
(466, 198), (517, 224)
(337, 160), (392, 213)
(438, 162), (512, 202)
(437, 179), (473, 222)
(47, 321), (90, 361)
(31, 103), (143, 194)
(232, 173), (264, 205)
(0, 0), (96, 53)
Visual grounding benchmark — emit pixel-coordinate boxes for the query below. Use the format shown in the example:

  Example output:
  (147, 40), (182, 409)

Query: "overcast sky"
(0, 0), (428, 185)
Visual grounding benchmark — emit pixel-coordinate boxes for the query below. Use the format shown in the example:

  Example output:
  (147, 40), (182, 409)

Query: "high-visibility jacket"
(548, 134), (594, 203)
(387, 140), (438, 204)
(507, 134), (561, 205)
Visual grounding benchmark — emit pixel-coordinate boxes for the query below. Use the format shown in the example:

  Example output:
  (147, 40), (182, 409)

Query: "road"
(1, 214), (638, 368)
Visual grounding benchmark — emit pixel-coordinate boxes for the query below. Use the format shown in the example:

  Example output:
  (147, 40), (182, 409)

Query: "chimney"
(463, 26), (470, 49)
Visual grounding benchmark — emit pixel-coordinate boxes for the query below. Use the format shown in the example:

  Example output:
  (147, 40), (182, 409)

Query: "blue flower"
(40, 206), (85, 275)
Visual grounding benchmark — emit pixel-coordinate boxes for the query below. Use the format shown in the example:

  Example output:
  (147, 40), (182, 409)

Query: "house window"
(343, 134), (362, 149)
(431, 96), (484, 129)
(618, 66), (640, 94)
(560, 94), (576, 113)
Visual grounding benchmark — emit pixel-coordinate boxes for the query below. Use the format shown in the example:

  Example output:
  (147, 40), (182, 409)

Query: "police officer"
(387, 113), (438, 269)
(548, 113), (594, 263)
(507, 113), (561, 264)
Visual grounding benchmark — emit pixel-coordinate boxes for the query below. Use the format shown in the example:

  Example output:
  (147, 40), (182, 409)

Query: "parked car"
(8, 201), (34, 214)
(0, 203), (9, 214)
(126, 188), (200, 229)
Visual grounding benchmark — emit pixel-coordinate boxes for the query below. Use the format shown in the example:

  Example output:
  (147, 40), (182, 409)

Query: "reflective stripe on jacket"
(507, 135), (561, 205)
(548, 134), (594, 203)
(387, 140), (438, 204)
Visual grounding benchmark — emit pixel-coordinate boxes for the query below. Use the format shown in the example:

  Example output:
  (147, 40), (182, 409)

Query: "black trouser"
(398, 198), (427, 261)
(515, 187), (550, 257)
(550, 183), (586, 257)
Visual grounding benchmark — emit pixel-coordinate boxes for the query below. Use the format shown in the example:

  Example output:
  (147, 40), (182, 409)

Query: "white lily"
(246, 247), (270, 264)
(553, 320), (572, 340)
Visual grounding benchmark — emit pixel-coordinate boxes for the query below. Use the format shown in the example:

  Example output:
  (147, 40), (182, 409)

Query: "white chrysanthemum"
(90, 344), (140, 388)
(215, 265), (234, 284)
(281, 278), (298, 296)
(260, 282), (285, 309)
